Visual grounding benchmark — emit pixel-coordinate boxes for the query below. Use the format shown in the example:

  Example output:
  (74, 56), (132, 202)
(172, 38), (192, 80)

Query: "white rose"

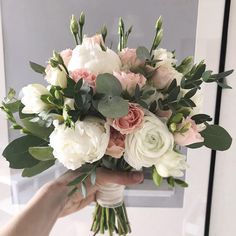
(153, 48), (177, 67)
(21, 84), (50, 114)
(45, 66), (67, 88)
(155, 150), (188, 177)
(49, 117), (110, 170)
(68, 43), (121, 74)
(124, 112), (174, 170)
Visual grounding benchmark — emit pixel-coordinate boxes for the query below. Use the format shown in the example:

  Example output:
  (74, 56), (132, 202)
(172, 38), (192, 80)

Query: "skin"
(0, 168), (144, 236)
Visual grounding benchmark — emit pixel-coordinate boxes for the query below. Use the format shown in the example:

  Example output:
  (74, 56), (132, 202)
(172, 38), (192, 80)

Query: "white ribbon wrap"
(96, 183), (125, 208)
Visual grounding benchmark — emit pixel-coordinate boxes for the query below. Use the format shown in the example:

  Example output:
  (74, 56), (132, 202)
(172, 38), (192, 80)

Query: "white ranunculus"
(155, 150), (188, 177)
(153, 48), (177, 67)
(21, 84), (50, 114)
(68, 43), (121, 74)
(49, 118), (110, 170)
(45, 66), (67, 88)
(124, 112), (174, 170)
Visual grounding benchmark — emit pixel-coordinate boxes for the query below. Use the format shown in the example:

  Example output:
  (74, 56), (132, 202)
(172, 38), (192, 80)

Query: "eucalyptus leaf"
(191, 114), (212, 124)
(167, 177), (175, 187)
(28, 146), (55, 161)
(29, 61), (46, 74)
(136, 46), (151, 61)
(67, 173), (88, 186)
(152, 167), (163, 186)
(22, 160), (55, 177)
(187, 142), (204, 149)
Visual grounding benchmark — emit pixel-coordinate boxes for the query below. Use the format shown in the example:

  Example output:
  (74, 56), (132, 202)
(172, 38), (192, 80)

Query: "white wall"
(210, 1), (236, 235)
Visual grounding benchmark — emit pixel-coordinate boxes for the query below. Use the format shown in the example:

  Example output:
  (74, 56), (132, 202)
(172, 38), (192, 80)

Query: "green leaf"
(7, 88), (16, 100)
(187, 142), (204, 149)
(167, 177), (175, 187)
(29, 61), (46, 74)
(152, 166), (163, 186)
(170, 113), (183, 124)
(67, 173), (88, 186)
(167, 79), (177, 93)
(62, 77), (76, 98)
(191, 114), (212, 124)
(201, 124), (232, 151)
(90, 169), (96, 185)
(81, 182), (87, 198)
(22, 160), (55, 177)
(191, 64), (206, 81)
(96, 73), (122, 96)
(28, 146), (55, 161)
(211, 69), (234, 80)
(97, 96), (129, 118)
(21, 117), (53, 140)
(167, 86), (180, 102)
(2, 135), (47, 169)
(174, 179), (188, 188)
(217, 82), (232, 89)
(136, 46), (151, 61)
(184, 88), (198, 99)
(2, 101), (21, 113)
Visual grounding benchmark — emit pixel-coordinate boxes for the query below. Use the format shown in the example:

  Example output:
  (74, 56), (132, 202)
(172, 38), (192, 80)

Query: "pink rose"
(83, 34), (105, 47)
(109, 103), (144, 135)
(106, 127), (125, 159)
(70, 69), (97, 90)
(150, 63), (183, 90)
(119, 48), (144, 70)
(174, 117), (204, 146)
(60, 49), (73, 66)
(113, 71), (146, 95)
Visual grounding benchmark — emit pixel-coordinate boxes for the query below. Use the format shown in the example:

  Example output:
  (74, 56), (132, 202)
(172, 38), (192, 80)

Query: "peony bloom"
(49, 118), (110, 170)
(68, 42), (121, 74)
(21, 84), (50, 114)
(119, 48), (143, 71)
(153, 48), (177, 67)
(113, 71), (146, 96)
(124, 112), (174, 170)
(45, 66), (67, 88)
(109, 103), (144, 135)
(70, 68), (97, 90)
(106, 127), (125, 159)
(155, 150), (187, 177)
(150, 62), (183, 90)
(174, 117), (204, 146)
(60, 49), (73, 67)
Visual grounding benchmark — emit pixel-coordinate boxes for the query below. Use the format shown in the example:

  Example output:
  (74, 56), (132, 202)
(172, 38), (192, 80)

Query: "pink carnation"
(174, 117), (204, 146)
(109, 103), (144, 135)
(106, 127), (125, 159)
(60, 49), (73, 66)
(70, 69), (97, 90)
(113, 71), (146, 95)
(119, 48), (143, 70)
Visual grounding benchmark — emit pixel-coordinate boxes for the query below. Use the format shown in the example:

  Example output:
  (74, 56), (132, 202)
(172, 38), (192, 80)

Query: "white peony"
(45, 66), (67, 88)
(68, 43), (121, 74)
(124, 112), (174, 170)
(155, 150), (188, 177)
(21, 84), (50, 114)
(153, 48), (177, 67)
(49, 117), (110, 170)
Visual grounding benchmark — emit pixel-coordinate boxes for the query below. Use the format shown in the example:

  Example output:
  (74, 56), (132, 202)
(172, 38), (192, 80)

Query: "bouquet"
(1, 12), (233, 236)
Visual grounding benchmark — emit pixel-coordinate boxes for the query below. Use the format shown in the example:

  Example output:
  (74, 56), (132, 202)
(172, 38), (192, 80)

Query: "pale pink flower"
(174, 117), (204, 146)
(83, 34), (105, 47)
(119, 48), (144, 70)
(70, 69), (97, 90)
(108, 103), (144, 135)
(106, 127), (125, 159)
(60, 49), (73, 66)
(113, 71), (146, 95)
(156, 109), (172, 119)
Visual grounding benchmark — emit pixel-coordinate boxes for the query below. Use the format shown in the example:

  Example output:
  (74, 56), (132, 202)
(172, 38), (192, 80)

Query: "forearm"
(0, 183), (68, 236)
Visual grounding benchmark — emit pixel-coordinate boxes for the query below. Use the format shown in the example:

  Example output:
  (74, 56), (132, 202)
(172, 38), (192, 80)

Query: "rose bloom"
(109, 103), (144, 135)
(60, 49), (72, 66)
(21, 84), (50, 114)
(153, 48), (177, 67)
(174, 117), (204, 146)
(68, 40), (121, 74)
(151, 62), (183, 90)
(155, 150), (188, 177)
(113, 71), (146, 96)
(106, 127), (125, 159)
(70, 69), (97, 90)
(119, 48), (143, 71)
(124, 111), (174, 170)
(49, 117), (110, 170)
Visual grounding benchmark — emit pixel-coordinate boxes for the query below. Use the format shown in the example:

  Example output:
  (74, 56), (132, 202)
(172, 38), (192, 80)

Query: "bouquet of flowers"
(1, 12), (233, 236)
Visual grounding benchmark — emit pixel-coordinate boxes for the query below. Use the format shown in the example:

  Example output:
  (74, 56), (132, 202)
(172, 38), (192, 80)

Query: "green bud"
(101, 25), (107, 38)
(119, 17), (124, 30)
(154, 29), (163, 48)
(53, 51), (64, 65)
(54, 90), (61, 100)
(70, 15), (79, 35)
(49, 59), (58, 68)
(79, 12), (85, 26)
(127, 25), (133, 35)
(155, 16), (163, 30)
(170, 123), (177, 132)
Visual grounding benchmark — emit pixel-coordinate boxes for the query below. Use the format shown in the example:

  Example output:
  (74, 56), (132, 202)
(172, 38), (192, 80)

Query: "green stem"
(100, 207), (105, 234)
(106, 208), (113, 236)
(73, 33), (79, 45)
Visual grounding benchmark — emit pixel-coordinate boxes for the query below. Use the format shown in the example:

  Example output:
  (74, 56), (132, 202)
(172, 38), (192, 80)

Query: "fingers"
(97, 168), (144, 186)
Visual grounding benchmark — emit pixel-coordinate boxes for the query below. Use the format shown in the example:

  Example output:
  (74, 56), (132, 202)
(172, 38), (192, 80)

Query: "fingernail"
(132, 172), (144, 182)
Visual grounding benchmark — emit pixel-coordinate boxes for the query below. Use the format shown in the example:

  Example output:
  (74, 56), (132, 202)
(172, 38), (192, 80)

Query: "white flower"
(153, 48), (177, 67)
(45, 66), (67, 88)
(21, 84), (50, 114)
(68, 43), (121, 74)
(49, 117), (110, 170)
(155, 150), (188, 177)
(124, 112), (174, 170)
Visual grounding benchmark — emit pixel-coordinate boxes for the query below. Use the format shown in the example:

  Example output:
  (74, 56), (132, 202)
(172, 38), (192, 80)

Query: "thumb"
(97, 168), (144, 186)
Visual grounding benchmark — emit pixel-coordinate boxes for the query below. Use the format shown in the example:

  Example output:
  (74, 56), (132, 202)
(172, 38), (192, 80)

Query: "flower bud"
(79, 12), (85, 26)
(170, 123), (177, 132)
(154, 29), (163, 48)
(155, 16), (163, 31)
(70, 15), (79, 35)
(53, 51), (64, 65)
(49, 59), (59, 68)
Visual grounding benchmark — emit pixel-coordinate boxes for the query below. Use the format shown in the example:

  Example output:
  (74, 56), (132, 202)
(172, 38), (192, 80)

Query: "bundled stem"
(91, 203), (131, 236)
